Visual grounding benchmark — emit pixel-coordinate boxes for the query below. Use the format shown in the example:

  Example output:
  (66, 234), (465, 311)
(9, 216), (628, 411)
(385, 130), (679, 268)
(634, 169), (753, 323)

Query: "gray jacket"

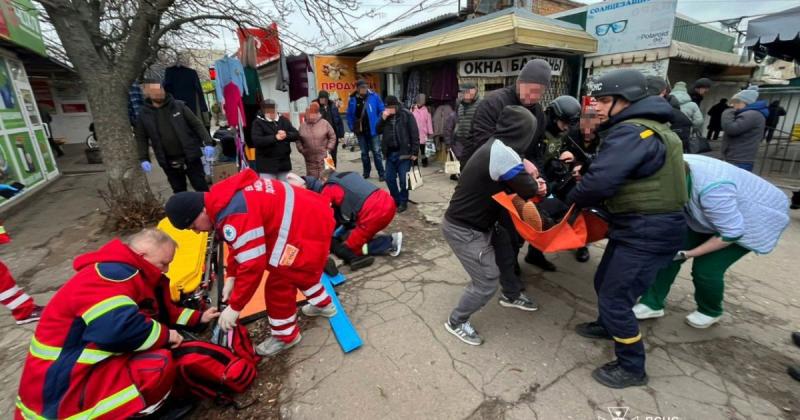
(721, 107), (766, 164)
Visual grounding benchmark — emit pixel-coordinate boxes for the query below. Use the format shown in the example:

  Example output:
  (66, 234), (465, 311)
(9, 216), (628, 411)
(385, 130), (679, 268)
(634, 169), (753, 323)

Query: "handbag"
(424, 140), (436, 157)
(406, 161), (424, 190)
(688, 134), (711, 154)
(444, 148), (460, 175)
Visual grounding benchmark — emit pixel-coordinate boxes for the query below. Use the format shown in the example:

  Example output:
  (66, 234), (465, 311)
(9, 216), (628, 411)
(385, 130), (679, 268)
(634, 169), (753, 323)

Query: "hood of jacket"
(493, 105), (536, 155)
(602, 95), (674, 129)
(670, 87), (693, 106)
(738, 100), (770, 118)
(73, 238), (163, 288)
(143, 94), (175, 111)
(204, 168), (260, 222)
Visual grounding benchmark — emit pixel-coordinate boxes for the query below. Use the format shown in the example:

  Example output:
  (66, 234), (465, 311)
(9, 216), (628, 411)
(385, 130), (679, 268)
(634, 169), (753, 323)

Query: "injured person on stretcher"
(15, 229), (222, 420)
(514, 158), (571, 230)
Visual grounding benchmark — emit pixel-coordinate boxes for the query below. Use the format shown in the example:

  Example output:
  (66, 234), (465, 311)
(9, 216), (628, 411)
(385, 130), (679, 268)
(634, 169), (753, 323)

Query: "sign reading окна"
(458, 55), (564, 78)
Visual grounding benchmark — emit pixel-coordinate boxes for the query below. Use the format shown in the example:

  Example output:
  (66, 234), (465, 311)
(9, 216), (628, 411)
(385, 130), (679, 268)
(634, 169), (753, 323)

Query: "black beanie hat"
(385, 95), (400, 107)
(165, 192), (205, 229)
(518, 59), (551, 87)
(494, 105), (536, 154)
(645, 76), (668, 96)
(318, 90), (330, 99)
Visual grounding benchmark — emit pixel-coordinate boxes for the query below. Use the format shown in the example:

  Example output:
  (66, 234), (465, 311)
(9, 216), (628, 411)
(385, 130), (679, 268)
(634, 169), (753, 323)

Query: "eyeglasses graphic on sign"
(595, 20), (628, 36)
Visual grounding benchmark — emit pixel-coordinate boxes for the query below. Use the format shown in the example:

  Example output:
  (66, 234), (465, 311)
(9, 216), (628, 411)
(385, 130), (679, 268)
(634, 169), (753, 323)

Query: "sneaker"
(524, 251), (556, 272)
(302, 302), (337, 318)
(633, 303), (665, 320)
(575, 247), (590, 263)
(444, 320), (483, 346)
(499, 293), (539, 312)
(16, 305), (44, 325)
(256, 334), (302, 356)
(591, 361), (648, 389)
(792, 332), (800, 348)
(789, 366), (800, 382)
(575, 321), (612, 340)
(349, 255), (375, 271)
(685, 311), (721, 329)
(390, 232), (403, 257)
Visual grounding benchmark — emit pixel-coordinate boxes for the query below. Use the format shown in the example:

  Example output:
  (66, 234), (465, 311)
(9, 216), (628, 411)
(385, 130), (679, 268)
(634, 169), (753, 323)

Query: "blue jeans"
(732, 162), (754, 172)
(357, 134), (384, 178)
(385, 152), (411, 205)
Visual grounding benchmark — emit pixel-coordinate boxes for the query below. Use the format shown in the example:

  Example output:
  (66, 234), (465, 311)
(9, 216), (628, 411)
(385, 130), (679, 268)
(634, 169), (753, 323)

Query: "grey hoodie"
(671, 82), (704, 131)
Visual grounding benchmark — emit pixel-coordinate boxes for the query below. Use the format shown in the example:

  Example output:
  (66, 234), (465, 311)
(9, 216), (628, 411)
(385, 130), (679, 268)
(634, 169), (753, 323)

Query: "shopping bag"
(324, 152), (336, 170)
(407, 162), (424, 190)
(688, 135), (711, 154)
(424, 140), (436, 157)
(444, 149), (460, 175)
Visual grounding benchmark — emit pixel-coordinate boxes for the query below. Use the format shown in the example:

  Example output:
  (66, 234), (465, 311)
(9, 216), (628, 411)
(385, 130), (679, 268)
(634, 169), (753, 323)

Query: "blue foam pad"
(320, 273), (362, 353)
(329, 272), (346, 287)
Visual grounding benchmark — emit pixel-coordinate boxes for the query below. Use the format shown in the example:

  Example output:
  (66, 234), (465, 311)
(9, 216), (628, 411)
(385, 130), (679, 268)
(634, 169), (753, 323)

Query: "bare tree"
(35, 0), (373, 222)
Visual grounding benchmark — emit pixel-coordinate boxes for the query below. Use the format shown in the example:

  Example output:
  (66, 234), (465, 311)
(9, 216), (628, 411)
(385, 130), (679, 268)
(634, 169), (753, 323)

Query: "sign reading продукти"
(586, 0), (678, 56)
(458, 55), (564, 78)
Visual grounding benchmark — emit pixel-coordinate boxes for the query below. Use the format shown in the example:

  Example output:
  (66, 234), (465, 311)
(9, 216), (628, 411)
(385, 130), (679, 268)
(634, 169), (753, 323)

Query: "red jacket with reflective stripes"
(204, 169), (335, 311)
(16, 239), (170, 420)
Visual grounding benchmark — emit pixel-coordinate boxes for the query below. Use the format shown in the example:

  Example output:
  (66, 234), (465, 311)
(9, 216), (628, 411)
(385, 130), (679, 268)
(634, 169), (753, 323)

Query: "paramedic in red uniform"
(296, 169), (402, 268)
(165, 168), (338, 356)
(15, 229), (219, 419)
(0, 223), (44, 324)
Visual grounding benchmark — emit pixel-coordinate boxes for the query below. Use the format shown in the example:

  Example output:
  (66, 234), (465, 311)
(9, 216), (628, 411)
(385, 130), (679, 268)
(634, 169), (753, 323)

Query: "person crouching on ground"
(15, 229), (219, 419)
(443, 105), (546, 346)
(165, 168), (338, 357)
(377, 95), (420, 213)
(297, 102), (336, 178)
(567, 69), (687, 389)
(634, 154), (789, 328)
(295, 169), (402, 269)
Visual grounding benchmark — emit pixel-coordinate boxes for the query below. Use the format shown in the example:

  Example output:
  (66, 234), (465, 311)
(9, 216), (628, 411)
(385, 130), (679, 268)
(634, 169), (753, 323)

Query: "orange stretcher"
(493, 192), (608, 253)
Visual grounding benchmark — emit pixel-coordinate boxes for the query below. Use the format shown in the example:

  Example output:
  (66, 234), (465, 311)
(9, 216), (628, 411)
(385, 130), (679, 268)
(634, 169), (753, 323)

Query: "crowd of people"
(6, 58), (799, 418)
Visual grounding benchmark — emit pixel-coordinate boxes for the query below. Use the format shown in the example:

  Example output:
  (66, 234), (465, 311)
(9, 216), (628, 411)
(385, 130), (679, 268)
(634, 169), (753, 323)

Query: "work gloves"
(141, 161), (152, 173)
(219, 306), (240, 332)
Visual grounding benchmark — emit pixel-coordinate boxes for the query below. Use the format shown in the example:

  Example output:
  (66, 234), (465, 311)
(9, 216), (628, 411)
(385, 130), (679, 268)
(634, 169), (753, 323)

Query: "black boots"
(575, 247), (590, 263)
(592, 361), (648, 389)
(524, 248), (556, 271)
(331, 240), (374, 271)
(575, 321), (612, 340)
(791, 191), (799, 210)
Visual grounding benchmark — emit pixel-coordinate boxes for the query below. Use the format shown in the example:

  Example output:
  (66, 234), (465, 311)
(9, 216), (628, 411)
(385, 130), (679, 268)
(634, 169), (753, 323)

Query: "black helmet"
(547, 95), (581, 124)
(645, 75), (668, 96)
(693, 78), (712, 89)
(585, 69), (648, 102)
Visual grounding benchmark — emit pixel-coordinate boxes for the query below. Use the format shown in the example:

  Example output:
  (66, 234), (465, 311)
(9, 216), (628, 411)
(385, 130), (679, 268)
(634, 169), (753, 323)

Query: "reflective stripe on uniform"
(301, 283), (322, 296)
(308, 293), (330, 306)
(269, 182), (295, 267)
(135, 322), (163, 351)
(234, 245), (267, 264)
(270, 324), (296, 336)
(268, 314), (297, 327)
(30, 336), (118, 365)
(232, 227), (264, 250)
(613, 333), (642, 345)
(82, 296), (137, 324)
(6, 293), (30, 309)
(0, 285), (21, 300)
(176, 308), (195, 326)
(16, 384), (140, 420)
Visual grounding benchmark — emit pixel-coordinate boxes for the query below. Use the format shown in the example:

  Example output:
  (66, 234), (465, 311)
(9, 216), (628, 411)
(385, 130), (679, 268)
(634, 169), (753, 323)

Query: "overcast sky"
(213, 0), (798, 54)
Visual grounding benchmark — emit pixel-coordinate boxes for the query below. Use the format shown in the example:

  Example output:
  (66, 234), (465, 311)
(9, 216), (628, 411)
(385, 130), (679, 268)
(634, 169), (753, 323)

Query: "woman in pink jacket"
(298, 102), (337, 177)
(411, 93), (434, 167)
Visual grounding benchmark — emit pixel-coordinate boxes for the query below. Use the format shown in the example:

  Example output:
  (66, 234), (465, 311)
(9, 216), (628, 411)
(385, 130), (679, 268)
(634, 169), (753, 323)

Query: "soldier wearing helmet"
(567, 69), (688, 389)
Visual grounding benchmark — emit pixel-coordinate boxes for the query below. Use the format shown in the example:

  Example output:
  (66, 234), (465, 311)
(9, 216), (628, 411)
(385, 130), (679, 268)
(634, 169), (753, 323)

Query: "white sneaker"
(633, 303), (664, 320)
(390, 232), (403, 257)
(301, 302), (337, 318)
(685, 311), (721, 329)
(256, 334), (302, 356)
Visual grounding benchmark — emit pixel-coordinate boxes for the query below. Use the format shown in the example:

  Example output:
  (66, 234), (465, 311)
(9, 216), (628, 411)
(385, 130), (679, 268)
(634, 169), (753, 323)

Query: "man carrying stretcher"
(165, 168), (338, 356)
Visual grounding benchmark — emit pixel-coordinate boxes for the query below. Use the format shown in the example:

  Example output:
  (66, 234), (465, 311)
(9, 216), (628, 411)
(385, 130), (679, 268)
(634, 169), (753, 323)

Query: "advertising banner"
(313, 56), (381, 114)
(0, 0), (46, 56)
(7, 131), (42, 185)
(591, 58), (670, 78)
(458, 54), (564, 78)
(586, 0), (678, 55)
(0, 59), (24, 130)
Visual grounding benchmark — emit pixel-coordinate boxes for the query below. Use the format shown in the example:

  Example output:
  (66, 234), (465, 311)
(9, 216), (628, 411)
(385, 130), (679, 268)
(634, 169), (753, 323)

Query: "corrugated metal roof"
(357, 8), (596, 72)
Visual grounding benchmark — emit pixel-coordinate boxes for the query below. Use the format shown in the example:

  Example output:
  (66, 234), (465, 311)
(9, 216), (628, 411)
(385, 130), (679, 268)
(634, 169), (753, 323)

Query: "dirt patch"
(684, 336), (799, 419)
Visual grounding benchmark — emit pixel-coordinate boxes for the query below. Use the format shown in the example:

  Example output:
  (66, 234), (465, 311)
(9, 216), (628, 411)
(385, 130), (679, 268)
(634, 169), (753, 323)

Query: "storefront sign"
(587, 0), (677, 55)
(313, 55), (381, 114)
(0, 0), (46, 56)
(458, 55), (564, 78)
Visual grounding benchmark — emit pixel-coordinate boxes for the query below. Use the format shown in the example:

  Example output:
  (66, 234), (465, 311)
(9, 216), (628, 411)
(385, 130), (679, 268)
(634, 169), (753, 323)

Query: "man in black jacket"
(136, 80), (214, 193)
(443, 105), (545, 346)
(569, 70), (687, 389)
(706, 99), (728, 140)
(250, 99), (300, 180)
(313, 91), (345, 165)
(645, 76), (692, 150)
(376, 95), (419, 213)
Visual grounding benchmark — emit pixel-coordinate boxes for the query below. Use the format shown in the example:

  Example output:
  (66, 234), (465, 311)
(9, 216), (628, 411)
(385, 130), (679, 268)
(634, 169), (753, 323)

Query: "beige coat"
(298, 118), (336, 177)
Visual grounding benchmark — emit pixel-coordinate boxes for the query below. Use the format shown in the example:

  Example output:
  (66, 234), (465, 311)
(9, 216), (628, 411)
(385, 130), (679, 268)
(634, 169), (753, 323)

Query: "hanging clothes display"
(163, 65), (209, 116)
(223, 83), (245, 128)
(430, 63), (458, 101)
(214, 56), (248, 105)
(405, 70), (420, 108)
(286, 54), (311, 101)
(275, 50), (290, 92)
(241, 66), (263, 146)
(432, 103), (454, 138)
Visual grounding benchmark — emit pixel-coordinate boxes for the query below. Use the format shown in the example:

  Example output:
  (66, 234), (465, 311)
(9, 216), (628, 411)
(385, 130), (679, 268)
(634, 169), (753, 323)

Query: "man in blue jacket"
(568, 69), (687, 389)
(347, 80), (385, 181)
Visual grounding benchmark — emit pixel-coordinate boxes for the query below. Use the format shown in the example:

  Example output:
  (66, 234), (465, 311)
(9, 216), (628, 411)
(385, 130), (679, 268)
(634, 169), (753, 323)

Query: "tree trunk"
(85, 75), (156, 205)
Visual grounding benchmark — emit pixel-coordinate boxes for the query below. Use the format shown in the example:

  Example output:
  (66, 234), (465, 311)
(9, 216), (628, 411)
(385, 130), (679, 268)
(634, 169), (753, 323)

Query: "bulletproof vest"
(542, 130), (564, 163)
(604, 118), (688, 215)
(326, 172), (379, 220)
